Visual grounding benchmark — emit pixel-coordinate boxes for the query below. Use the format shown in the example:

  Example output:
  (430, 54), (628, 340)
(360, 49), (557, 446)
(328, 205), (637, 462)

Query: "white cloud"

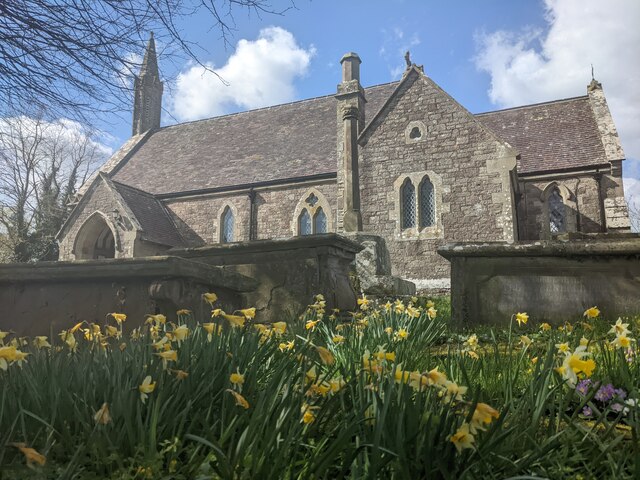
(474, 0), (640, 165)
(379, 28), (421, 79)
(171, 27), (315, 121)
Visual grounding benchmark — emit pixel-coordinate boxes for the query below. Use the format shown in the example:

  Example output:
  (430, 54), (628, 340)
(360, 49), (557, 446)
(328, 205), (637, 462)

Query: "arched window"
(401, 178), (416, 229)
(73, 212), (117, 260)
(419, 177), (435, 228)
(299, 209), (312, 236)
(221, 207), (234, 243)
(313, 207), (327, 234)
(548, 187), (565, 234)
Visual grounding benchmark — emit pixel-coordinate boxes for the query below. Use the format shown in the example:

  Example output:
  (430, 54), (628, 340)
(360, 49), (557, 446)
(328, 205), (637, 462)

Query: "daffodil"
(278, 340), (295, 352)
(407, 305), (420, 318)
(609, 318), (630, 337)
(202, 322), (221, 342)
(301, 404), (319, 424)
(230, 369), (245, 387)
(105, 325), (119, 338)
(409, 371), (428, 391)
(329, 377), (346, 393)
(427, 307), (437, 319)
(467, 350), (480, 360)
(426, 300), (435, 308)
(109, 313), (127, 324)
(0, 346), (18, 370)
(515, 312), (529, 326)
(394, 300), (405, 314)
(383, 301), (392, 312)
(223, 314), (246, 328)
(556, 342), (570, 354)
(170, 369), (189, 380)
(426, 367), (447, 386)
(316, 346), (335, 365)
(395, 328), (408, 340)
(33, 336), (51, 349)
(226, 389), (249, 409)
(146, 314), (167, 325)
(211, 308), (224, 317)
(176, 309), (192, 316)
(11, 443), (46, 467)
(450, 423), (475, 453)
(172, 325), (189, 344)
(442, 381), (468, 402)
(558, 348), (596, 384)
(464, 334), (479, 350)
(238, 307), (256, 319)
(156, 349), (177, 369)
(94, 402), (112, 425)
(305, 366), (317, 383)
(470, 403), (500, 433)
(520, 335), (532, 347)
(611, 334), (633, 349)
(357, 294), (370, 310)
(332, 334), (345, 344)
(540, 322), (551, 331)
(305, 319), (321, 331)
(58, 330), (77, 352)
(139, 376), (156, 403)
(202, 292), (218, 306)
(394, 366), (411, 384)
(583, 306), (600, 318)
(0, 331), (9, 344)
(272, 322), (287, 335)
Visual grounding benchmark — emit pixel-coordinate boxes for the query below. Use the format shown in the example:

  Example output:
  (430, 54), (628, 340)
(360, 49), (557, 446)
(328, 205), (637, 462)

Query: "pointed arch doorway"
(73, 213), (117, 259)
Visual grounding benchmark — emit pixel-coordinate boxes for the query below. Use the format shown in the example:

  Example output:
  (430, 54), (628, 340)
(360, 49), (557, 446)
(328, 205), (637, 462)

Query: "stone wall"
(439, 235), (640, 326)
(164, 181), (337, 245)
(358, 70), (517, 290)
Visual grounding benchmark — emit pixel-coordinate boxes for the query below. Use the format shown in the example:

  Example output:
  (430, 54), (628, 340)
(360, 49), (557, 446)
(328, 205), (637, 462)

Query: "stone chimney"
(336, 52), (366, 232)
(132, 33), (163, 136)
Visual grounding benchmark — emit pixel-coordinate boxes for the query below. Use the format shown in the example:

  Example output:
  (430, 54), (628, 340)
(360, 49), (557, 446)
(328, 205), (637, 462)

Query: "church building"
(57, 35), (631, 290)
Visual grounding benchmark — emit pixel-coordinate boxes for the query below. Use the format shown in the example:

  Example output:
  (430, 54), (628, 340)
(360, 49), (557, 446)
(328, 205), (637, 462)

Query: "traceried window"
(299, 209), (312, 236)
(401, 178), (416, 229)
(221, 207), (234, 243)
(419, 177), (435, 228)
(548, 187), (565, 234)
(314, 207), (327, 234)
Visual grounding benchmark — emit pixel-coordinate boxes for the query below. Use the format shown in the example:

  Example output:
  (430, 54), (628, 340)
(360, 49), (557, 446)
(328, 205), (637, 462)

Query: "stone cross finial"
(404, 51), (411, 68)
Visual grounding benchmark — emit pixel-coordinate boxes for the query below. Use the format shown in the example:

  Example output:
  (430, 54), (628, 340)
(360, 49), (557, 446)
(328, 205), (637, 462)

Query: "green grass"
(0, 297), (638, 479)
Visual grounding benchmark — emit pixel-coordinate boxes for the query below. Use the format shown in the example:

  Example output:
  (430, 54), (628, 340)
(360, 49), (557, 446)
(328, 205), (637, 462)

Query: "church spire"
(132, 32), (163, 136)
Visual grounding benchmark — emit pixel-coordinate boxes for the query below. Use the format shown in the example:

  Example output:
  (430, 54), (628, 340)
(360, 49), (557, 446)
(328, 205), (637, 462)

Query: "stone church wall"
(164, 181), (337, 244)
(358, 72), (516, 289)
(518, 174), (604, 240)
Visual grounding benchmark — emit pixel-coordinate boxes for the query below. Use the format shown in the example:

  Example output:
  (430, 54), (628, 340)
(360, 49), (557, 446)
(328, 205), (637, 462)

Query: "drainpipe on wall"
(248, 189), (257, 241)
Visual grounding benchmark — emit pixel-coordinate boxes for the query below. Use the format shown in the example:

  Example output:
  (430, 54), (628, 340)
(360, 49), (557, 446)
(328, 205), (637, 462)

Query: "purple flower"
(595, 384), (615, 402)
(582, 406), (593, 417)
(611, 402), (624, 412)
(576, 379), (592, 396)
(614, 388), (627, 401)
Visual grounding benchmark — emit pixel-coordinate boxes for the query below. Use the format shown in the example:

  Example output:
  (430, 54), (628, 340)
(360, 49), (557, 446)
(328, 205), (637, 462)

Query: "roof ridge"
(157, 80), (400, 131)
(475, 95), (589, 116)
(111, 179), (158, 198)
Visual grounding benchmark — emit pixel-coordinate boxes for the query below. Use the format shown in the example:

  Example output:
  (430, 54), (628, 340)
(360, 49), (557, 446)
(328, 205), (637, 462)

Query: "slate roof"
(111, 181), (185, 247)
(477, 96), (608, 174)
(111, 82), (609, 195)
(113, 83), (397, 195)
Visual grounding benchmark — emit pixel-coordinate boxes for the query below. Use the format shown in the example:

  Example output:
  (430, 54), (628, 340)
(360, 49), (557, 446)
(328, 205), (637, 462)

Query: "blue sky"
(102, 0), (640, 209)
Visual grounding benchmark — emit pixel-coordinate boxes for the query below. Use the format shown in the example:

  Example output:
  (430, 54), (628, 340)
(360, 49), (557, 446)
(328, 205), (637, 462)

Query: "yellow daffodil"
(278, 340), (295, 352)
(139, 376), (156, 403)
(11, 443), (46, 467)
(329, 377), (346, 393)
(426, 367), (447, 386)
(409, 371), (428, 391)
(202, 292), (218, 306)
(556, 342), (570, 353)
(0, 331), (9, 343)
(540, 322), (551, 331)
(33, 336), (51, 349)
(305, 366), (317, 383)
(395, 328), (408, 340)
(301, 404), (319, 424)
(427, 307), (437, 319)
(316, 346), (335, 365)
(531, 356), (539, 364)
(156, 349), (178, 368)
(407, 305), (420, 318)
(394, 300), (405, 314)
(230, 369), (245, 387)
(105, 325), (119, 338)
(307, 382), (331, 397)
(357, 294), (370, 310)
(69, 321), (84, 334)
(58, 330), (77, 352)
(172, 325), (189, 344)
(145, 314), (166, 325)
(609, 318), (630, 337)
(579, 336), (589, 347)
(226, 389), (249, 409)
(109, 313), (127, 324)
(470, 403), (499, 433)
(211, 308), (224, 317)
(467, 350), (480, 360)
(558, 348), (596, 384)
(394, 367), (411, 384)
(238, 307), (256, 319)
(0, 346), (18, 370)
(272, 322), (287, 335)
(384, 327), (393, 335)
(202, 322), (221, 342)
(520, 335), (532, 347)
(426, 300), (435, 308)
(176, 309), (192, 316)
(442, 381), (468, 402)
(383, 301), (392, 312)
(450, 423), (475, 453)
(94, 402), (112, 425)
(223, 314), (246, 328)
(305, 319), (321, 331)
(583, 306), (600, 318)
(464, 334), (478, 350)
(515, 312), (529, 326)
(611, 334), (633, 349)
(332, 334), (345, 344)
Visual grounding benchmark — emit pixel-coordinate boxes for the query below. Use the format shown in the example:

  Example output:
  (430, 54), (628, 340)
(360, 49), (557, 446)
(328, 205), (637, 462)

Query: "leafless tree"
(0, 1), (294, 123)
(628, 196), (640, 233)
(0, 113), (107, 262)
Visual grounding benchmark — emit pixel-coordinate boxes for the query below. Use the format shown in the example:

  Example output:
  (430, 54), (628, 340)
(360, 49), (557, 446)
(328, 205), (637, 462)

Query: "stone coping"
(170, 233), (364, 257)
(438, 236), (640, 259)
(0, 256), (257, 292)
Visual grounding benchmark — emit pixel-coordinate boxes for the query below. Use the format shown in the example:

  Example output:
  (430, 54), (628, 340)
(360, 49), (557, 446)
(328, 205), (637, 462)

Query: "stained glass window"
(401, 179), (416, 229)
(419, 177), (435, 228)
(548, 188), (565, 234)
(221, 207), (234, 243)
(299, 209), (312, 236)
(314, 207), (327, 233)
